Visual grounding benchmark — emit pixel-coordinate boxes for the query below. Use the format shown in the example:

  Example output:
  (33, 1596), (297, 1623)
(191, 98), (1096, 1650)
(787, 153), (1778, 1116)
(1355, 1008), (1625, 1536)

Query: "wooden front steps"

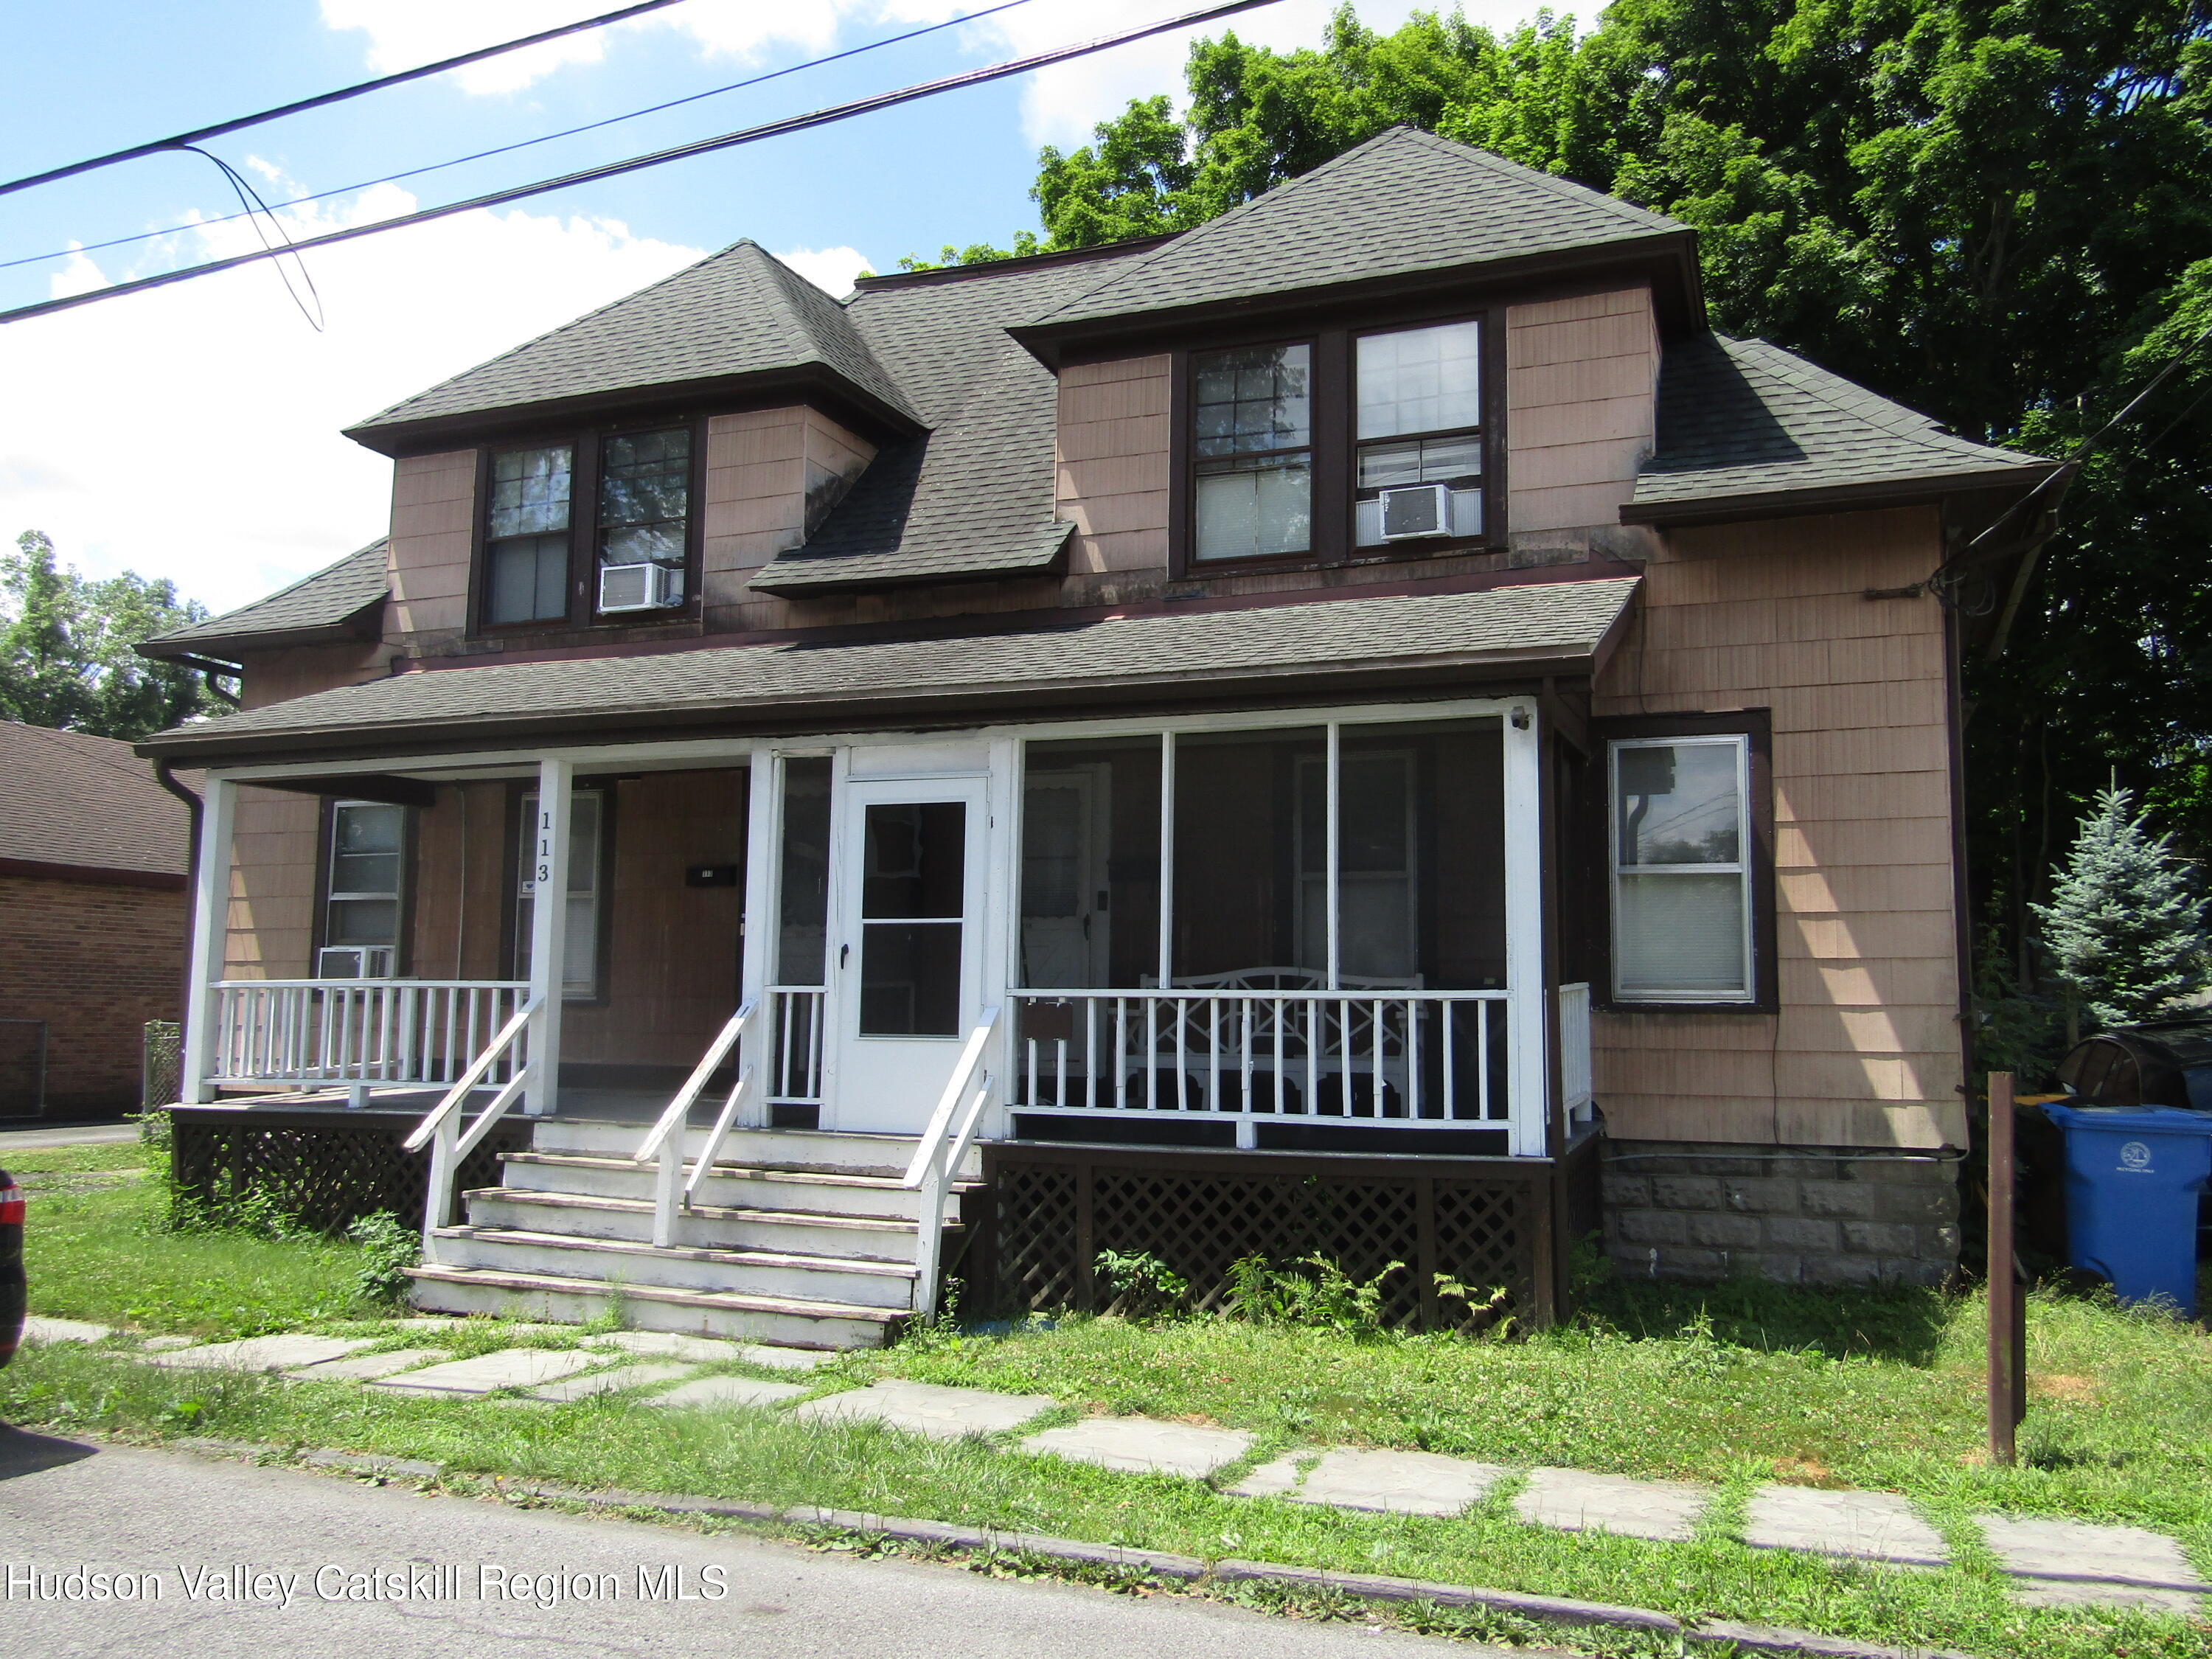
(404, 1121), (981, 1350)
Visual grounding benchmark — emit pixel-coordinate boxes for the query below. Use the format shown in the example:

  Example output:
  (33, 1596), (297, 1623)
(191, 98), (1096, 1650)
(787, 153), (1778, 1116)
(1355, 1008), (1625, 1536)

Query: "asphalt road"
(0, 1430), (1529, 1658)
(0, 1121), (140, 1152)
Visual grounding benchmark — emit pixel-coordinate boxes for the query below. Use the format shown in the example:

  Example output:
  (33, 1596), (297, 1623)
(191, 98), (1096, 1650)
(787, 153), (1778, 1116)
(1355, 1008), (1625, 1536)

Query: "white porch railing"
(204, 979), (529, 1097)
(402, 993), (543, 1251)
(1558, 981), (1594, 1126)
(767, 986), (826, 1108)
(633, 1000), (760, 1247)
(1006, 988), (1512, 1147)
(902, 1006), (998, 1321)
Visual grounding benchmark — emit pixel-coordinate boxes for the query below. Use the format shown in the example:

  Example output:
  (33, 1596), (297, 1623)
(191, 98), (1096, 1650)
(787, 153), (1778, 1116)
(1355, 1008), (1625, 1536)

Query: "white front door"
(829, 776), (987, 1133)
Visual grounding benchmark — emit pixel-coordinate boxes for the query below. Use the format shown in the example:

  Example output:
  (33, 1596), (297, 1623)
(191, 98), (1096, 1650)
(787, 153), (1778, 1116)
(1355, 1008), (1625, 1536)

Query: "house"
(0, 720), (194, 1116)
(134, 127), (2054, 1343)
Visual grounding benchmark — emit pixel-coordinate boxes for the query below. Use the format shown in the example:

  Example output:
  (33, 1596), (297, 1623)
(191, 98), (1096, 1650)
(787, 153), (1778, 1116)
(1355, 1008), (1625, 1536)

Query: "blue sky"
(0, 0), (1539, 613)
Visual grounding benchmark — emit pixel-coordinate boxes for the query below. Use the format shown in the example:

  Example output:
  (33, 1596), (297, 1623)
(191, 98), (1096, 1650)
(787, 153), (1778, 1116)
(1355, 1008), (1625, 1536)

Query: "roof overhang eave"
(1618, 462), (2062, 528)
(133, 636), (1616, 768)
(136, 610), (380, 664)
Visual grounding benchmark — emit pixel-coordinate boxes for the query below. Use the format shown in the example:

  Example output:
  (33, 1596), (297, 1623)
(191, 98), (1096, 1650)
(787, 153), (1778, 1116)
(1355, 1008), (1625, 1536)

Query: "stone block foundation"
(1599, 1138), (1961, 1287)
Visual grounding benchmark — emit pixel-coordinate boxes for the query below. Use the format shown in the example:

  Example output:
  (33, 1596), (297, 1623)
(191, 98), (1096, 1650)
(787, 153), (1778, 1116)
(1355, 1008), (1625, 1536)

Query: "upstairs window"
(597, 427), (692, 603)
(1607, 735), (1754, 1004)
(1192, 344), (1312, 563)
(485, 445), (572, 626)
(1354, 320), (1484, 548)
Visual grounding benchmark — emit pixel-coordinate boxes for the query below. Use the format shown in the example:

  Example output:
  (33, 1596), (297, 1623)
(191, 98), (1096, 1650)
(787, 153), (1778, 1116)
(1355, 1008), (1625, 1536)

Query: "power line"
(0, 0), (701, 200)
(0, 0), (1281, 329)
(0, 0), (1037, 276)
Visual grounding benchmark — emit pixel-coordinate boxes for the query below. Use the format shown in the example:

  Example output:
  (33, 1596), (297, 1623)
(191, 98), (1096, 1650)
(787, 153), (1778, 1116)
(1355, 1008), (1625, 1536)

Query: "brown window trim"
(1168, 306), (1507, 579)
(467, 414), (710, 641)
(1580, 710), (1776, 1015)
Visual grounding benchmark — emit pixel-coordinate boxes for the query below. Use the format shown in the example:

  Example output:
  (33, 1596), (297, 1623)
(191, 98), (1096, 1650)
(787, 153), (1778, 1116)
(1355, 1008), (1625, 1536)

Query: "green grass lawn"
(4, 1138), (158, 1175)
(4, 1184), (2209, 1658)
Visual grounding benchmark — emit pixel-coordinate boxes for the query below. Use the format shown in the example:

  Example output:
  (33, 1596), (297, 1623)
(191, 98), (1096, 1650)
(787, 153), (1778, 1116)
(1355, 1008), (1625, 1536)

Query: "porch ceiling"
(134, 576), (1638, 765)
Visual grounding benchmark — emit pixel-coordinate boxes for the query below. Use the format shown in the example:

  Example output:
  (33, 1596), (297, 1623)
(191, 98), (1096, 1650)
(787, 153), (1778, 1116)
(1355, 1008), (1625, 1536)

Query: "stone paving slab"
(1287, 1448), (1508, 1517)
(1744, 1486), (1948, 1569)
(641, 1374), (810, 1410)
(737, 1343), (837, 1371)
(148, 1335), (379, 1373)
(1514, 1467), (1712, 1543)
(594, 1332), (747, 1363)
(288, 1348), (447, 1382)
(1976, 1512), (2208, 1614)
(21, 1316), (112, 1345)
(1020, 1417), (1254, 1480)
(140, 1335), (198, 1352)
(530, 1362), (695, 1402)
(367, 1347), (602, 1397)
(793, 1380), (1056, 1441)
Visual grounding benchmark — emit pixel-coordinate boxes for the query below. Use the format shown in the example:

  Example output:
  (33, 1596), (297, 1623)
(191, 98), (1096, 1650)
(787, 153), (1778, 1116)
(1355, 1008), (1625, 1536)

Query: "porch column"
(738, 745), (779, 1127)
(524, 757), (574, 1118)
(178, 774), (237, 1105)
(1501, 701), (1548, 1157)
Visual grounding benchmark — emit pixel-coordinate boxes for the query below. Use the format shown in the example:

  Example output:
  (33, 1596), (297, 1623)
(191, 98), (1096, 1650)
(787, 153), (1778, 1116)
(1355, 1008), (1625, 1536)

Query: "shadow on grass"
(1580, 1277), (1954, 1366)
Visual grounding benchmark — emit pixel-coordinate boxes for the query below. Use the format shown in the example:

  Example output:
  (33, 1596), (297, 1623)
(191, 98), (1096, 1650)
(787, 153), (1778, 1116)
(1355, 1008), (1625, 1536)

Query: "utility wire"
(0, 0), (1037, 276)
(0, 0), (1281, 328)
(0, 0), (701, 199)
(179, 146), (324, 332)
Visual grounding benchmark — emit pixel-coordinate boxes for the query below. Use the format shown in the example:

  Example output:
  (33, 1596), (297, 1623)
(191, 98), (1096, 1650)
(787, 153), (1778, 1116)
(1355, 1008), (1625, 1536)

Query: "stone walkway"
(33, 1314), (2207, 1615)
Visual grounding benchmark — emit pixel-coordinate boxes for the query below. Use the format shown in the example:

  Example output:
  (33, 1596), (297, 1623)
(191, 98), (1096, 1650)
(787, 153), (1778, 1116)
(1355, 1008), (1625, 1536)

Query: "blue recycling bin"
(2039, 1102), (2212, 1318)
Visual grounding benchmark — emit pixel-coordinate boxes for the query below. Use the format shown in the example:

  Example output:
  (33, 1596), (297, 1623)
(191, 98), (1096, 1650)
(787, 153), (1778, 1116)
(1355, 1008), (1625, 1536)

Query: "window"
(597, 427), (692, 599)
(1192, 344), (1312, 562)
(515, 790), (605, 1000)
(321, 801), (405, 976)
(485, 445), (572, 625)
(1354, 321), (1484, 547)
(478, 421), (697, 631)
(1607, 736), (1754, 1003)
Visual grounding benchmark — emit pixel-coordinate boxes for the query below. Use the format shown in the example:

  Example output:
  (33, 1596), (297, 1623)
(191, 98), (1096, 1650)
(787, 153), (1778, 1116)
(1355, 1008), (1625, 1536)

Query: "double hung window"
(1192, 344), (1312, 562)
(320, 801), (406, 977)
(480, 422), (695, 629)
(485, 446), (572, 625)
(1607, 736), (1755, 1003)
(1354, 320), (1484, 546)
(597, 427), (692, 598)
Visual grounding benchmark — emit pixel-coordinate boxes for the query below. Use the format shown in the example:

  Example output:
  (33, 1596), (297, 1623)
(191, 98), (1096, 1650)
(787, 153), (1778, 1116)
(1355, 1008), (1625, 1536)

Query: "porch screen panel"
(515, 790), (602, 999)
(1170, 728), (1325, 983)
(776, 757), (832, 985)
(858, 801), (964, 1037)
(1018, 737), (1162, 989)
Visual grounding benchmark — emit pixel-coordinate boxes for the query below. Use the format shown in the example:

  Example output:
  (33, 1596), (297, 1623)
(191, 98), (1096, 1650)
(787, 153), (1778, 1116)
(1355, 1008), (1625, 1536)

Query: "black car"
(0, 1168), (21, 1367)
(2055, 1018), (2212, 1111)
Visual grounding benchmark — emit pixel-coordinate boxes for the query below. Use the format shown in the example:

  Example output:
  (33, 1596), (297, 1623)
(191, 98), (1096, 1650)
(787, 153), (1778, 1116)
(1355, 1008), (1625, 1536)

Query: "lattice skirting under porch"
(168, 1107), (530, 1235)
(973, 1144), (1588, 1332)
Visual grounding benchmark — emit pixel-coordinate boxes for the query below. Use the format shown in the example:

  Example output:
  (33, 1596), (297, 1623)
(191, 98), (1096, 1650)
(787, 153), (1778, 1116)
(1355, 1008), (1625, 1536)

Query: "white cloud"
(771, 244), (873, 296)
(0, 182), (704, 613)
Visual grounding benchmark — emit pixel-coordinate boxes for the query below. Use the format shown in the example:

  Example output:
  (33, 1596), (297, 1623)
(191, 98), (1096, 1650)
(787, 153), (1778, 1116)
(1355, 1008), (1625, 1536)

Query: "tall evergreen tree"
(2031, 787), (2208, 1038)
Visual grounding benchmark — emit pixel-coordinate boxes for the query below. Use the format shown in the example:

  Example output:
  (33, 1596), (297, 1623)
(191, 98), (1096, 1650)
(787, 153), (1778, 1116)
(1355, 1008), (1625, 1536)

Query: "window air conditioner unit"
(1378, 483), (1453, 540)
(598, 561), (679, 613)
(318, 945), (394, 979)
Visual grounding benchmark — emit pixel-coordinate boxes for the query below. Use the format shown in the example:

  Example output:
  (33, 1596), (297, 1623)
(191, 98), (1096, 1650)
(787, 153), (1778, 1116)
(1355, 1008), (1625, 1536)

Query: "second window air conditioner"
(598, 562), (681, 613)
(317, 945), (394, 979)
(1378, 482), (1453, 540)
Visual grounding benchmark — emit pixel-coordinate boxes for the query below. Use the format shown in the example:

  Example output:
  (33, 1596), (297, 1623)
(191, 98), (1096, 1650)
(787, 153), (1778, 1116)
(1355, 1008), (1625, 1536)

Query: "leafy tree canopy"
(964, 0), (2212, 998)
(1, 529), (230, 740)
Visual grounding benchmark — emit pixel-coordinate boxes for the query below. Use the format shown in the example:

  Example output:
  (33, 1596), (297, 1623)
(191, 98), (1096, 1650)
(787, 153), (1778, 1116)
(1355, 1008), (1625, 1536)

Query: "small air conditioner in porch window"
(598, 561), (680, 613)
(318, 945), (394, 979)
(1378, 483), (1453, 540)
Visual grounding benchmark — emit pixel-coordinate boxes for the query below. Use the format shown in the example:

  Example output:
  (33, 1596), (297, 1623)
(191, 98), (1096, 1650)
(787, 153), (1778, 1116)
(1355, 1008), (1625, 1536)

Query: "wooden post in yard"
(1986, 1071), (2027, 1465)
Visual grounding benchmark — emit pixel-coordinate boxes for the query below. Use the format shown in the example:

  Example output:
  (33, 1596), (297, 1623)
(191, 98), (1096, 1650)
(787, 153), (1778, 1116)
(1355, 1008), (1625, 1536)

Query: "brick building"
(0, 720), (194, 1116)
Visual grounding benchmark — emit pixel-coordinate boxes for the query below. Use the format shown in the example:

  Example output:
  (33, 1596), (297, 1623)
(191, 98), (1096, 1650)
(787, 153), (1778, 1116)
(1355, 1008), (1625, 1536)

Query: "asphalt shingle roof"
(1632, 335), (2051, 515)
(141, 540), (389, 657)
(1024, 127), (1686, 334)
(751, 251), (1150, 592)
(347, 241), (919, 439)
(138, 577), (1639, 759)
(0, 720), (192, 875)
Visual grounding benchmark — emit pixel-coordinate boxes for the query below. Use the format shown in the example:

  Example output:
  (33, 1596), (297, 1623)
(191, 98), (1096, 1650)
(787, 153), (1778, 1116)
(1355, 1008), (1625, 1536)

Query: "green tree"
(1, 530), (229, 740)
(2031, 787), (2208, 1040)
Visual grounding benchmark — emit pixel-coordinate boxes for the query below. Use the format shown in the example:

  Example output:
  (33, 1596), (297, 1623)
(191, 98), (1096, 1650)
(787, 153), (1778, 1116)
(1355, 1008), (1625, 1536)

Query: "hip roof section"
(140, 539), (389, 661)
(0, 720), (193, 876)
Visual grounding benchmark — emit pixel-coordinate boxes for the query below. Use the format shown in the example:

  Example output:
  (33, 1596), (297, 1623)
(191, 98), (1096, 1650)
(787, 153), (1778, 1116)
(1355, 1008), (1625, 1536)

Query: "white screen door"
(830, 776), (986, 1133)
